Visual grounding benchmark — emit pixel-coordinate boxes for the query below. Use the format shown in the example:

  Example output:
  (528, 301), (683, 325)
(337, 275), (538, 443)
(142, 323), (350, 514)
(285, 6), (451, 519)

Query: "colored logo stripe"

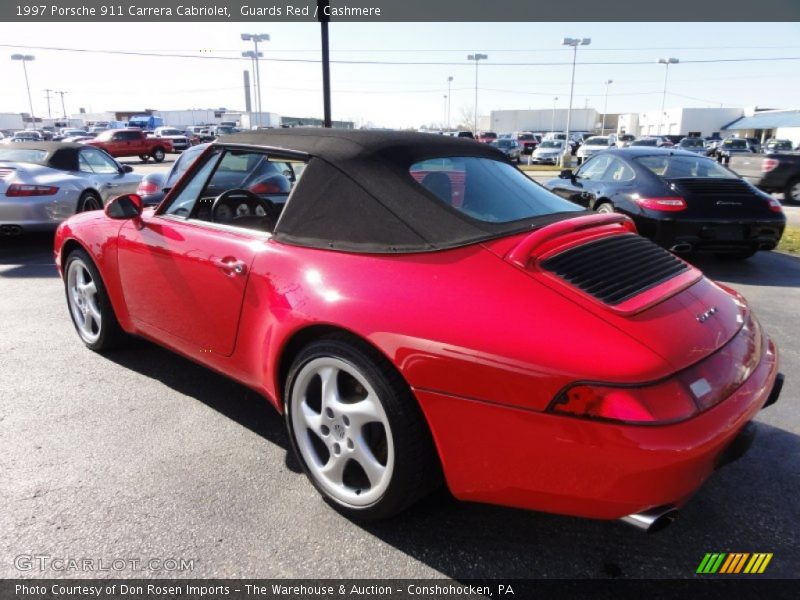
(697, 553), (772, 574)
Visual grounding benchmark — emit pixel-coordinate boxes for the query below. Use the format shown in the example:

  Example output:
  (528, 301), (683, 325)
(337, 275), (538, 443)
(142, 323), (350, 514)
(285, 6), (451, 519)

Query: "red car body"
(84, 128), (173, 161)
(54, 130), (781, 525)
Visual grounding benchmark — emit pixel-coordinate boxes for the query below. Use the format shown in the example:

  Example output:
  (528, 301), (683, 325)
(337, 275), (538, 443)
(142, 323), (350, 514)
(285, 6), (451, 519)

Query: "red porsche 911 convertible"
(54, 130), (783, 532)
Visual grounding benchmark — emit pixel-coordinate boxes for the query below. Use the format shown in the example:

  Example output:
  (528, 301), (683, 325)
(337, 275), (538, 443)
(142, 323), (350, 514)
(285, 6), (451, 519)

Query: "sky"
(0, 21), (799, 129)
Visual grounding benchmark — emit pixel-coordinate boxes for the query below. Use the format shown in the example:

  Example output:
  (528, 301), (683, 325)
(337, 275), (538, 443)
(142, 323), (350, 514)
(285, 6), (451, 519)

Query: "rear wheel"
(77, 190), (102, 212)
(285, 335), (440, 520)
(595, 202), (614, 214)
(139, 154), (150, 163)
(64, 248), (126, 351)
(786, 178), (800, 204)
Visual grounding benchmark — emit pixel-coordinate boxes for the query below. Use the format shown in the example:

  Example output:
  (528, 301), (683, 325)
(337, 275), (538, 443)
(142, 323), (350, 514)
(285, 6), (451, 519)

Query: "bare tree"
(456, 105), (475, 131)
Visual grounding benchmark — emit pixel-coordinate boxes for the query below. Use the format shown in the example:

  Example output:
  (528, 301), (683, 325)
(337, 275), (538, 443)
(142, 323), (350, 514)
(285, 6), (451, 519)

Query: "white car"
(529, 140), (565, 164)
(576, 136), (615, 164)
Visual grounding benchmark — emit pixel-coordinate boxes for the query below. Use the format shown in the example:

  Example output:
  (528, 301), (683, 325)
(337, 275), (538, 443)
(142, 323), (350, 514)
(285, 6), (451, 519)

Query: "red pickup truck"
(84, 129), (173, 163)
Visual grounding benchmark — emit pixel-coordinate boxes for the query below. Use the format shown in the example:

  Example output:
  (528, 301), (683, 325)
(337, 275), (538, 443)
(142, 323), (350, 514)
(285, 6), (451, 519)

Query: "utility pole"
(44, 88), (53, 119)
(601, 80), (613, 134)
(242, 33), (270, 128)
(551, 96), (558, 133)
(467, 54), (488, 134)
(446, 76), (453, 129)
(56, 90), (67, 119)
(443, 95), (447, 128)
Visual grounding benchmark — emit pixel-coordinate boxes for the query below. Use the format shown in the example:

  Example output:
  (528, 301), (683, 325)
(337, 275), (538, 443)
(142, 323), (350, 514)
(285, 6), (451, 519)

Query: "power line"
(1, 43), (800, 67)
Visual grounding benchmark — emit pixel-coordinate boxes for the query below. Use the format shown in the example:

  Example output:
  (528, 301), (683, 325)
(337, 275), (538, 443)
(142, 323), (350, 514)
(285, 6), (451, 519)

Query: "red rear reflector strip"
(6, 184), (59, 197)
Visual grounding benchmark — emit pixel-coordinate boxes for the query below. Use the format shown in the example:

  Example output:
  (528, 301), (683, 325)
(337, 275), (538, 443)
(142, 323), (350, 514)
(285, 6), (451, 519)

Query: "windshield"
(409, 157), (582, 224)
(160, 129), (183, 136)
(539, 141), (563, 149)
(632, 139), (657, 146)
(635, 155), (738, 179)
(0, 148), (48, 162)
(723, 139), (748, 149)
(585, 137), (609, 146)
(619, 135), (635, 141)
(493, 140), (515, 148)
(680, 138), (704, 147)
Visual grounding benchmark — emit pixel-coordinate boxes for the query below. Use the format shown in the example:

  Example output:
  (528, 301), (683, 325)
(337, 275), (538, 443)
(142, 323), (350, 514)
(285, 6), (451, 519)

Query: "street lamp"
(242, 33), (270, 129)
(467, 54), (488, 134)
(551, 96), (558, 133)
(11, 54), (36, 130)
(560, 37), (591, 167)
(442, 95), (448, 128)
(601, 80), (613, 134)
(657, 58), (679, 136)
(446, 76), (453, 130)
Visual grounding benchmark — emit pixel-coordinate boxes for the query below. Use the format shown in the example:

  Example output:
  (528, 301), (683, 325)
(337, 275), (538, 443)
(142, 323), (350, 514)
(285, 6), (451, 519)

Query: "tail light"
(766, 197), (783, 213)
(549, 314), (761, 425)
(632, 195), (687, 212)
(6, 184), (59, 197)
(249, 181), (282, 194)
(761, 158), (779, 172)
(136, 180), (160, 196)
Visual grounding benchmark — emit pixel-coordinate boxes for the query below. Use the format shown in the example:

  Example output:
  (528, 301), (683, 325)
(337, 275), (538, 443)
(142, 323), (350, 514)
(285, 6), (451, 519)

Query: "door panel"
(117, 216), (261, 356)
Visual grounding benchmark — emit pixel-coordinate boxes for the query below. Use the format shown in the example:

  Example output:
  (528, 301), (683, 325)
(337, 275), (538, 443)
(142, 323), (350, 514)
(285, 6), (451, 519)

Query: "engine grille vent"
(0, 167), (15, 179)
(540, 234), (689, 306)
(671, 178), (753, 195)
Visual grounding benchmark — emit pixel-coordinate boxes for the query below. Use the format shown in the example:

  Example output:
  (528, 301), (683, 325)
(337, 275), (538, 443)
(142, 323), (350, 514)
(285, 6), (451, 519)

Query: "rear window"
(723, 139), (748, 149)
(409, 157), (582, 224)
(635, 155), (738, 179)
(680, 138), (704, 147)
(585, 137), (610, 146)
(0, 148), (47, 163)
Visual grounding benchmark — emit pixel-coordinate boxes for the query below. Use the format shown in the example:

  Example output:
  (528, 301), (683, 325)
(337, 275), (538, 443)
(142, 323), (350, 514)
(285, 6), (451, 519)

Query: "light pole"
(657, 58), (679, 136)
(242, 33), (270, 129)
(446, 75), (453, 130)
(560, 38), (590, 167)
(551, 96), (558, 133)
(44, 89), (53, 120)
(11, 54), (36, 130)
(601, 79), (613, 134)
(442, 95), (448, 128)
(467, 53), (488, 134)
(56, 90), (67, 119)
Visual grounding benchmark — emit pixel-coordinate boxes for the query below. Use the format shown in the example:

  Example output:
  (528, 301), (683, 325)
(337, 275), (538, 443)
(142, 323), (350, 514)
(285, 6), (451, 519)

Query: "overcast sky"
(0, 21), (798, 128)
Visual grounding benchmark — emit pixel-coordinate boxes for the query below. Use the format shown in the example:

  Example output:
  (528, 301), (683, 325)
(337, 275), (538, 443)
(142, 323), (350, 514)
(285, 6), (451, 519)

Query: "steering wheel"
(211, 189), (276, 225)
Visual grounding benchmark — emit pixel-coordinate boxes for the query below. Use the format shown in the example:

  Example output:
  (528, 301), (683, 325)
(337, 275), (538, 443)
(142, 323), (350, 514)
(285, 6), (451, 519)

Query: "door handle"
(105, 183), (119, 188)
(213, 257), (248, 276)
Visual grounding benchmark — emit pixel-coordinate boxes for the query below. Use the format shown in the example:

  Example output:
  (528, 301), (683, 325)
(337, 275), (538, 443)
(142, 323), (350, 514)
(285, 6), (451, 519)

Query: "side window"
(78, 154), (94, 174)
(164, 150), (222, 217)
(601, 158), (636, 183)
(576, 155), (612, 181)
(80, 149), (120, 174)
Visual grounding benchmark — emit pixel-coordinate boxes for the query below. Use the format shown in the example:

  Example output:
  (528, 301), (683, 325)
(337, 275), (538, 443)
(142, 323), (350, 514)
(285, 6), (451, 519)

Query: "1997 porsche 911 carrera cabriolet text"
(54, 130), (783, 532)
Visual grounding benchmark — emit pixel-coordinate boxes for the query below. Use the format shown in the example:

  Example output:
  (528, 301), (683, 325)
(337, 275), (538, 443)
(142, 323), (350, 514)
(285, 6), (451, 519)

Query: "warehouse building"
(721, 109), (800, 147)
(488, 109), (602, 134)
(619, 107), (744, 138)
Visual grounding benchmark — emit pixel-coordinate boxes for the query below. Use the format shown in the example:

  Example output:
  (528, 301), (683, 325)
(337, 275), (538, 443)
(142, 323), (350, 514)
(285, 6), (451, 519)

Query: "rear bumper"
(416, 338), (780, 520)
(0, 193), (79, 231)
(634, 215), (785, 253)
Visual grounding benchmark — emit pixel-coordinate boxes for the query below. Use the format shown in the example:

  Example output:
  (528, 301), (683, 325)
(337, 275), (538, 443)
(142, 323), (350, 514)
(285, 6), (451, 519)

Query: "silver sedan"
(0, 142), (142, 235)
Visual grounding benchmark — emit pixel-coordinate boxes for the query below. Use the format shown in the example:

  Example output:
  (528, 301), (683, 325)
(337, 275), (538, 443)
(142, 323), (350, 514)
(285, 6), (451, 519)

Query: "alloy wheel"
(290, 357), (394, 507)
(66, 259), (102, 344)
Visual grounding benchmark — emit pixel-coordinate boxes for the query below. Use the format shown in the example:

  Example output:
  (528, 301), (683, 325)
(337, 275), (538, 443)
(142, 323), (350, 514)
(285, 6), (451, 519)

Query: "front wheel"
(139, 154), (150, 163)
(152, 147), (166, 163)
(64, 248), (126, 351)
(285, 336), (440, 520)
(77, 190), (102, 212)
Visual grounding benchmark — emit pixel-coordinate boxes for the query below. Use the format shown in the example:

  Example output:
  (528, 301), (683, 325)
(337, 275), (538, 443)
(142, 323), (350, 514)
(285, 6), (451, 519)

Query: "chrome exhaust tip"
(621, 505), (679, 533)
(670, 243), (693, 253)
(0, 225), (24, 236)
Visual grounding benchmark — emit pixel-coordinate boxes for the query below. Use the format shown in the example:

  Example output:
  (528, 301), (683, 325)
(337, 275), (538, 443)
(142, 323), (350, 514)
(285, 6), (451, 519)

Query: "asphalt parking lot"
(1, 219), (798, 579)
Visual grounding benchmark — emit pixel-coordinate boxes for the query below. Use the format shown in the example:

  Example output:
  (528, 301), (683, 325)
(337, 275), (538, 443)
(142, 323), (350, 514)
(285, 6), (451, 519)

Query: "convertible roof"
(224, 129), (574, 253)
(0, 142), (85, 171)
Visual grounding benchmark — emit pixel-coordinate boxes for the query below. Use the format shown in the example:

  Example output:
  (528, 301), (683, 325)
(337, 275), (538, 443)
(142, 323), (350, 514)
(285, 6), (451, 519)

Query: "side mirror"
(559, 169), (574, 179)
(105, 194), (143, 220)
(120, 165), (134, 173)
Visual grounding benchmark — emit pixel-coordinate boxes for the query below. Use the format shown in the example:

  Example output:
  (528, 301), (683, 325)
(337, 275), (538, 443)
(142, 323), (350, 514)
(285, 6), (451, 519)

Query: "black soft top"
(0, 142), (86, 171)
(224, 129), (584, 253)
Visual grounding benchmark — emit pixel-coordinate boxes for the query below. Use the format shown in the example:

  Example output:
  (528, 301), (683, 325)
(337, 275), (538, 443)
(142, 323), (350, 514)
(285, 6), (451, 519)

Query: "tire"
(77, 190), (102, 213)
(595, 201), (614, 214)
(64, 248), (127, 351)
(139, 154), (150, 163)
(714, 249), (758, 260)
(785, 178), (800, 205)
(285, 335), (441, 520)
(152, 147), (166, 163)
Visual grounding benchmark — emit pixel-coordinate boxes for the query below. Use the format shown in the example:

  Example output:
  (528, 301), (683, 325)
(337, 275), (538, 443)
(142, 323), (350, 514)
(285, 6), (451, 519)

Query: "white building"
(489, 109), (600, 134)
(627, 107), (743, 138)
(721, 108), (800, 146)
